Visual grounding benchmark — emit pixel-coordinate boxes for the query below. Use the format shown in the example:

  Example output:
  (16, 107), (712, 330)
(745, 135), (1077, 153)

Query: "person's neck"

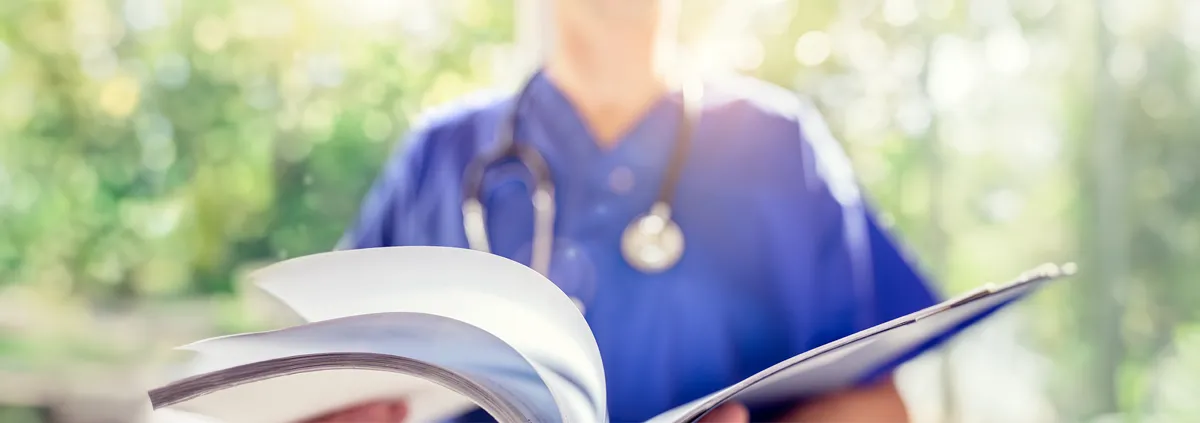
(543, 25), (670, 149)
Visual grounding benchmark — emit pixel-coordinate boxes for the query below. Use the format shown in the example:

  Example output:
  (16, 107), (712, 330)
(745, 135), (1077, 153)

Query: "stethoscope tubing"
(462, 73), (699, 276)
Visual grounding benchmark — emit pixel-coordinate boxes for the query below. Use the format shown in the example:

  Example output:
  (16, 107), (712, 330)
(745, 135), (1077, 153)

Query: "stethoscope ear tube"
(463, 186), (554, 277)
(656, 75), (702, 206)
(462, 77), (557, 276)
(462, 198), (490, 253)
(529, 185), (555, 276)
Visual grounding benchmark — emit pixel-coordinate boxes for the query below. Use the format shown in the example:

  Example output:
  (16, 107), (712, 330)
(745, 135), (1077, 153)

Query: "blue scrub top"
(342, 72), (940, 422)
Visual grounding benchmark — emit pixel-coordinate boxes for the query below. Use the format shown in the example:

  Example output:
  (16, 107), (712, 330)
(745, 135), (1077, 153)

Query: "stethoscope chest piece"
(620, 202), (685, 273)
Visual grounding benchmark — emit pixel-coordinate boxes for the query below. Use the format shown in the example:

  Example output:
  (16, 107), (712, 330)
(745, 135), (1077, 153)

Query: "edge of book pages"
(144, 246), (1073, 423)
(147, 310), (572, 423)
(149, 352), (523, 422)
(148, 246), (606, 423)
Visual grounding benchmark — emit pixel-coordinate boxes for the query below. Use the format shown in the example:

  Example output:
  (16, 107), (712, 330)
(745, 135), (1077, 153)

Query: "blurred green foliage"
(0, 0), (516, 379)
(0, 0), (513, 300)
(1, 0), (1199, 422)
(0, 406), (45, 423)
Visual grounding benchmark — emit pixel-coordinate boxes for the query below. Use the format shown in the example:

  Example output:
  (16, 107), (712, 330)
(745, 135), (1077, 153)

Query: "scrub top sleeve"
(792, 96), (940, 318)
(792, 98), (941, 380)
(849, 207), (944, 385)
(336, 130), (430, 250)
(864, 208), (941, 324)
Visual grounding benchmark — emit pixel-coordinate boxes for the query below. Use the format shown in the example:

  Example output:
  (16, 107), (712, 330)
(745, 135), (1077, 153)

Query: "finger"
(308, 402), (393, 423)
(301, 407), (351, 423)
(697, 402), (750, 423)
(388, 400), (410, 422)
(345, 401), (407, 423)
(357, 402), (394, 422)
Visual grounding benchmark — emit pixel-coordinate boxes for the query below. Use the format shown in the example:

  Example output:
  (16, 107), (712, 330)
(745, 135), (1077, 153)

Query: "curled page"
(252, 246), (607, 423)
(154, 312), (560, 423)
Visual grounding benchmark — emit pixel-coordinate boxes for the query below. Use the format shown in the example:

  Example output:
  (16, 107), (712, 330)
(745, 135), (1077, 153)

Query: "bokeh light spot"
(99, 75), (142, 118)
(155, 53), (191, 89)
(883, 0), (919, 27)
(794, 31), (831, 67)
(362, 111), (394, 142)
(0, 41), (12, 76)
(1108, 41), (1147, 87)
(193, 17), (229, 53)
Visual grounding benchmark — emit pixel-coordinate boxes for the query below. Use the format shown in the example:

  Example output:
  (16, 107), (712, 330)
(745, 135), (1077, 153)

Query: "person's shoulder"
(406, 88), (514, 150)
(704, 74), (859, 203)
(703, 74), (836, 143)
(385, 87), (513, 166)
(703, 73), (809, 122)
(368, 87), (513, 194)
(702, 74), (836, 153)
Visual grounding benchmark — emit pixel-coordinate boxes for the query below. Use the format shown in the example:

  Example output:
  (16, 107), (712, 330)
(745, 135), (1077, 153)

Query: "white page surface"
(252, 246), (606, 422)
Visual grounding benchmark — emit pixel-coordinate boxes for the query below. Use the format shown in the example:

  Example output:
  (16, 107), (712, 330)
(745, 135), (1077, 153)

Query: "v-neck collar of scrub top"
(516, 70), (688, 190)
(481, 70), (696, 308)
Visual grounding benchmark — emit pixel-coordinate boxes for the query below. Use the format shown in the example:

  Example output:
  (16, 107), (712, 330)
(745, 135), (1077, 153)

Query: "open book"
(147, 246), (1073, 423)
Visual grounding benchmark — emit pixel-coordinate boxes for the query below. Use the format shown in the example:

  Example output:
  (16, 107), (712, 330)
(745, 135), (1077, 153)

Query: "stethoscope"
(461, 74), (703, 278)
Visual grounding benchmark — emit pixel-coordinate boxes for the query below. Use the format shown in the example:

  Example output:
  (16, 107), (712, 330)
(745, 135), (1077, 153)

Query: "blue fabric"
(342, 72), (941, 422)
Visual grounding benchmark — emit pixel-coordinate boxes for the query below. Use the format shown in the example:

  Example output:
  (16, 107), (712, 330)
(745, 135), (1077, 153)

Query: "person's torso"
(387, 75), (866, 421)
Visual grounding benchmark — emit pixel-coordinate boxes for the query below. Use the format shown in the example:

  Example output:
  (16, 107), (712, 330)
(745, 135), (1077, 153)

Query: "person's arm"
(775, 374), (908, 422)
(762, 213), (935, 423)
(698, 374), (907, 423)
(758, 101), (940, 423)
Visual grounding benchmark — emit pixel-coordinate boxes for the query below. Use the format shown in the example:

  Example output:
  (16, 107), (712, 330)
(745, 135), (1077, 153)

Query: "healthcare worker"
(309, 0), (941, 422)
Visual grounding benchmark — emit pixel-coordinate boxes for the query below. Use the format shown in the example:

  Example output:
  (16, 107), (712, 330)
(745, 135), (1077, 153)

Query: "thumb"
(697, 402), (749, 423)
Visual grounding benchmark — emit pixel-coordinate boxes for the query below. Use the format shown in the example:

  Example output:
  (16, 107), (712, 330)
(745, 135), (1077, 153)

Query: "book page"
(647, 265), (1067, 423)
(252, 246), (606, 422)
(731, 270), (1056, 408)
(159, 312), (562, 423)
